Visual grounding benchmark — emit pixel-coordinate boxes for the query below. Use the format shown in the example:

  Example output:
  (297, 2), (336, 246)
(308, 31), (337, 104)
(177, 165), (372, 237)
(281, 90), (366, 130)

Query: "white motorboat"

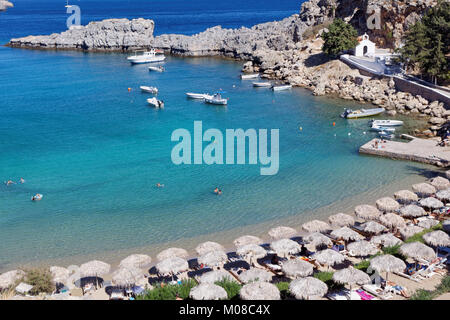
(371, 124), (395, 133)
(272, 84), (292, 91)
(341, 107), (385, 119)
(147, 97), (164, 108)
(31, 194), (43, 201)
(148, 66), (165, 72)
(253, 82), (272, 88)
(127, 49), (166, 64)
(379, 131), (395, 140)
(240, 73), (259, 80)
(370, 119), (404, 126)
(204, 93), (228, 105)
(186, 93), (212, 99)
(140, 86), (158, 94)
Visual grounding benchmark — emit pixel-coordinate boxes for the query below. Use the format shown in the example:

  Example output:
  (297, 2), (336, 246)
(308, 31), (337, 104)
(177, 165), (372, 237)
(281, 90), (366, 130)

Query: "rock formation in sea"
(0, 1), (13, 12)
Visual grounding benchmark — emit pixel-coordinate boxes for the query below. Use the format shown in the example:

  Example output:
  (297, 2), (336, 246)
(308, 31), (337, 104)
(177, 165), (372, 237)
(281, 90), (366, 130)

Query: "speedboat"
(140, 86), (158, 94)
(204, 93), (228, 105)
(253, 82), (272, 88)
(341, 108), (385, 119)
(371, 124), (395, 133)
(127, 49), (165, 64)
(240, 73), (259, 80)
(186, 93), (212, 99)
(148, 66), (165, 72)
(147, 97), (164, 108)
(370, 119), (404, 126)
(379, 131), (395, 140)
(31, 194), (43, 201)
(272, 84), (292, 91)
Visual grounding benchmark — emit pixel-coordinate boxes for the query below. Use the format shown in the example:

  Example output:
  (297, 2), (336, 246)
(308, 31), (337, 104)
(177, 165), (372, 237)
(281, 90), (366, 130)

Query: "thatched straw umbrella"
(111, 266), (143, 288)
(361, 221), (388, 234)
(195, 241), (224, 256)
(429, 176), (450, 190)
(301, 220), (331, 233)
(331, 226), (364, 242)
(233, 235), (262, 247)
(268, 226), (297, 240)
(198, 250), (228, 269)
(198, 270), (236, 284)
(394, 190), (419, 204)
(156, 248), (188, 261)
(281, 259), (314, 279)
(376, 197), (400, 212)
(328, 213), (355, 227)
(412, 183), (436, 197)
(399, 225), (424, 240)
(419, 197), (444, 210)
(399, 204), (427, 218)
(347, 240), (378, 257)
(370, 233), (403, 248)
(312, 249), (345, 269)
(332, 266), (370, 290)
(370, 254), (406, 282)
(79, 260), (111, 289)
(304, 232), (332, 249)
(436, 189), (450, 202)
(399, 242), (436, 262)
(119, 254), (152, 269)
(236, 244), (267, 266)
(239, 268), (273, 284)
(50, 266), (70, 286)
(189, 283), (227, 300)
(378, 213), (406, 229)
(446, 170), (450, 179)
(355, 205), (381, 221)
(443, 220), (450, 233)
(0, 270), (25, 290)
(289, 277), (327, 300)
(155, 257), (189, 277)
(240, 281), (280, 300)
(418, 219), (439, 229)
(423, 231), (450, 253)
(270, 239), (301, 258)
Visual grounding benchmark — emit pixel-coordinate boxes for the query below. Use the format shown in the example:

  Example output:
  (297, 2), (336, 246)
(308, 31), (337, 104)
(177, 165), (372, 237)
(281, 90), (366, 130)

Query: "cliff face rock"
(0, 1), (13, 12)
(9, 18), (155, 51)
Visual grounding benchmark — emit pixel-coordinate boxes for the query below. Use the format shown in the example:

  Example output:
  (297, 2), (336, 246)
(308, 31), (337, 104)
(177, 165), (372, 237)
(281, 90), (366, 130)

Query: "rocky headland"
(0, 1), (13, 12)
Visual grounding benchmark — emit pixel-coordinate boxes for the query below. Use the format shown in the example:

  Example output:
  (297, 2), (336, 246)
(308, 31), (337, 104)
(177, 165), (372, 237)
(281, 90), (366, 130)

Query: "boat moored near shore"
(370, 120), (404, 127)
(341, 108), (385, 119)
(253, 82), (272, 88)
(140, 86), (158, 94)
(147, 97), (164, 108)
(127, 49), (165, 64)
(204, 93), (228, 105)
(186, 93), (212, 100)
(272, 84), (292, 91)
(240, 73), (259, 80)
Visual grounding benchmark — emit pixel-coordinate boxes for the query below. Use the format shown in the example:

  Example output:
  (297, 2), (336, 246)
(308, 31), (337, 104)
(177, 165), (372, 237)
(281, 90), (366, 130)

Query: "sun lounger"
(355, 289), (378, 300)
(110, 291), (125, 300)
(393, 271), (420, 282)
(362, 284), (393, 300)
(326, 291), (349, 300)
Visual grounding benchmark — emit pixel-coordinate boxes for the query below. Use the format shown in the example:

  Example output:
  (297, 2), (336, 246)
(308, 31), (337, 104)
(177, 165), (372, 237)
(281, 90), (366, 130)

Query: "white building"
(354, 33), (376, 57)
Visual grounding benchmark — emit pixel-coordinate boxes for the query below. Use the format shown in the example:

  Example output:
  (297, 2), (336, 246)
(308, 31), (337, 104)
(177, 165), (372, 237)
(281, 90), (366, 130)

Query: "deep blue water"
(0, 1), (431, 269)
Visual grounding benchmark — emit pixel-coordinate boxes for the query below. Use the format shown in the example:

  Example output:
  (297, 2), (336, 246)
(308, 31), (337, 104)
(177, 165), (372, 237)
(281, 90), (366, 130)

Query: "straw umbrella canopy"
(240, 281), (280, 300)
(361, 221), (388, 234)
(195, 241), (224, 256)
(198, 270), (236, 284)
(399, 225), (424, 240)
(79, 260), (111, 278)
(331, 227), (364, 242)
(198, 250), (228, 269)
(394, 190), (419, 204)
(419, 197), (444, 210)
(155, 257), (189, 276)
(268, 226), (297, 240)
(370, 233), (403, 248)
(418, 218), (440, 229)
(49, 266), (70, 285)
(111, 266), (143, 288)
(446, 170), (450, 179)
(301, 220), (331, 233)
(399, 242), (436, 262)
(289, 277), (327, 300)
(412, 183), (436, 197)
(0, 270), (25, 289)
(332, 266), (370, 290)
(399, 204), (427, 218)
(347, 240), (378, 257)
(370, 254), (406, 282)
(304, 232), (332, 249)
(119, 254), (152, 269)
(270, 239), (302, 258)
(281, 259), (314, 279)
(429, 176), (450, 190)
(328, 213), (355, 227)
(423, 230), (450, 248)
(436, 189), (450, 202)
(189, 283), (227, 300)
(312, 249), (345, 268)
(156, 248), (188, 261)
(376, 197), (400, 212)
(233, 235), (263, 248)
(378, 213), (406, 229)
(236, 244), (267, 266)
(354, 204), (381, 221)
(239, 268), (273, 284)
(443, 220), (450, 233)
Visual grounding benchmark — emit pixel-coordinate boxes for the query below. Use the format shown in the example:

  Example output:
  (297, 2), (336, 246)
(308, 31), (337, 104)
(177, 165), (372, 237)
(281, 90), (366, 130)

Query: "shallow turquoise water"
(0, 46), (431, 268)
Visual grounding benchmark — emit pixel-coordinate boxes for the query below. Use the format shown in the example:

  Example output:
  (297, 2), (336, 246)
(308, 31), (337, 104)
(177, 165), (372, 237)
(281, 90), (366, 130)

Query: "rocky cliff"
(0, 1), (13, 12)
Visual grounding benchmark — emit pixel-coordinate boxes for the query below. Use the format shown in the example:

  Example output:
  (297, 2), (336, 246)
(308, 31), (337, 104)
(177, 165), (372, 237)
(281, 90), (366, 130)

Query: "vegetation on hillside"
(321, 18), (358, 57)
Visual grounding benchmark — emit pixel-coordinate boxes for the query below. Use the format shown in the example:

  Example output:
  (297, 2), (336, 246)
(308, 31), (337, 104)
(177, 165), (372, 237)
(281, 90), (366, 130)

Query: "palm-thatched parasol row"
(429, 176), (450, 190)
(79, 260), (111, 278)
(394, 190), (418, 204)
(233, 235), (263, 247)
(240, 281), (280, 300)
(378, 213), (406, 229)
(302, 220), (331, 233)
(332, 266), (370, 288)
(50, 266), (70, 285)
(270, 239), (301, 258)
(331, 227), (363, 242)
(111, 266), (143, 287)
(398, 225), (424, 240)
(412, 183), (436, 197)
(155, 257), (189, 276)
(236, 244), (266, 265)
(157, 248), (188, 262)
(399, 242), (436, 262)
(418, 218), (440, 229)
(347, 240), (378, 257)
(198, 270), (236, 284)
(361, 221), (387, 234)
(419, 197), (444, 210)
(239, 268), (273, 284)
(304, 232), (332, 248)
(281, 259), (314, 279)
(195, 241), (224, 256)
(370, 254), (406, 281)
(399, 204), (427, 218)
(328, 213), (355, 227)
(268, 226), (297, 240)
(289, 277), (327, 300)
(355, 205), (381, 221)
(312, 249), (345, 267)
(198, 250), (228, 268)
(436, 189), (450, 202)
(376, 197), (400, 212)
(370, 233), (403, 248)
(119, 254), (152, 269)
(423, 230), (450, 247)
(190, 283), (227, 300)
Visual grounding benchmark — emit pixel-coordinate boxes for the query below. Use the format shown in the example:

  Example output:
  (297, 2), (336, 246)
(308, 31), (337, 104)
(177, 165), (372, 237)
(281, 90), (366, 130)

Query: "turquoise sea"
(0, 1), (433, 270)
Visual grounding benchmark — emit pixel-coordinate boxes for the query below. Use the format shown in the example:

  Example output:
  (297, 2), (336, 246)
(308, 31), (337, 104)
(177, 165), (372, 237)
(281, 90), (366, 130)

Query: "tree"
(321, 18), (358, 57)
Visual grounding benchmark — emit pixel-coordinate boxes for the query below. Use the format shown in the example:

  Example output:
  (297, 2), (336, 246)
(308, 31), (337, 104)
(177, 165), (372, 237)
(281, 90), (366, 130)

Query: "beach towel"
(356, 289), (375, 300)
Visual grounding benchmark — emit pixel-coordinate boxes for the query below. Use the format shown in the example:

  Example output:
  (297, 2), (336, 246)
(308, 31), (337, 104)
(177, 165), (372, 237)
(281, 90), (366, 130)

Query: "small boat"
(370, 119), (404, 127)
(341, 107), (385, 119)
(204, 93), (228, 105)
(272, 84), (292, 91)
(140, 86), (158, 94)
(253, 82), (272, 88)
(127, 49), (166, 64)
(31, 194), (43, 201)
(186, 93), (212, 100)
(147, 97), (164, 108)
(371, 125), (395, 133)
(379, 131), (395, 140)
(148, 66), (165, 72)
(240, 73), (259, 80)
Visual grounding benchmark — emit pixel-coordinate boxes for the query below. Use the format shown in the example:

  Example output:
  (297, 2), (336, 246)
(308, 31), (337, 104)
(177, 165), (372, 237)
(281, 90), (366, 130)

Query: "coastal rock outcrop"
(0, 1), (13, 12)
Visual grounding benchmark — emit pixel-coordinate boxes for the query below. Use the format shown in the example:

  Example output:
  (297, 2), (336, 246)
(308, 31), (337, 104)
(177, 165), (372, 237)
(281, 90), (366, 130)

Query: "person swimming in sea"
(156, 183), (164, 188)
(217, 189), (222, 195)
(214, 187), (219, 194)
(19, 178), (25, 184)
(5, 180), (15, 186)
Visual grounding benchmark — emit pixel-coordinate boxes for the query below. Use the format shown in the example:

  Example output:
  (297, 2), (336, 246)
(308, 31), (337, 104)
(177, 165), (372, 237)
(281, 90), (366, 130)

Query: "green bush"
(314, 271), (343, 291)
(215, 279), (242, 300)
(24, 268), (55, 295)
(321, 18), (358, 57)
(137, 279), (197, 300)
(410, 289), (434, 300)
(405, 223), (443, 244)
(354, 259), (370, 272)
(410, 276), (450, 300)
(275, 281), (290, 292)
